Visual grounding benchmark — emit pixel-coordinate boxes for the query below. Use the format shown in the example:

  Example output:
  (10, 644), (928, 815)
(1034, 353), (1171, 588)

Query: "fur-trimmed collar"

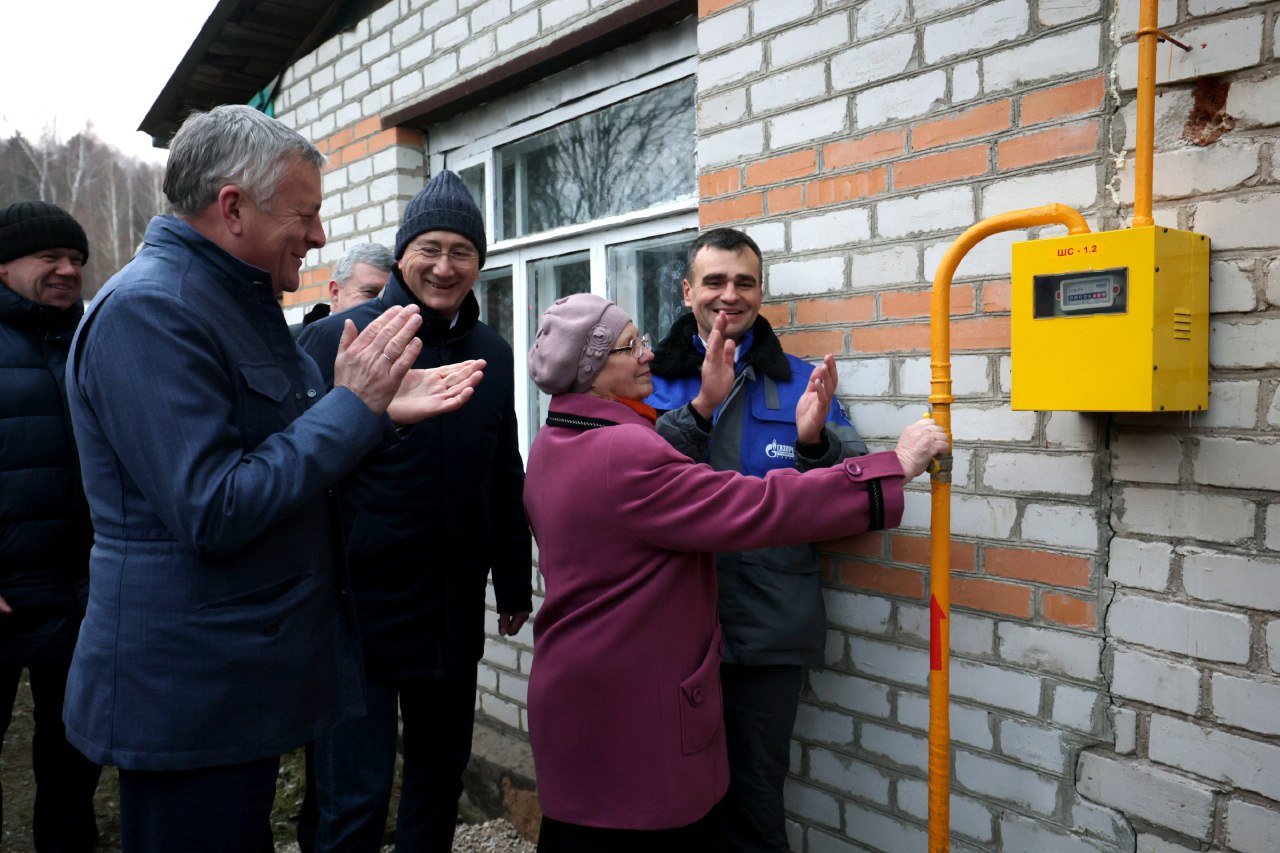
(650, 312), (791, 382)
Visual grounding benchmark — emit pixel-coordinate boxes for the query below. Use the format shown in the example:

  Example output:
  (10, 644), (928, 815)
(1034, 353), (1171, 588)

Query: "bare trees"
(0, 125), (166, 299)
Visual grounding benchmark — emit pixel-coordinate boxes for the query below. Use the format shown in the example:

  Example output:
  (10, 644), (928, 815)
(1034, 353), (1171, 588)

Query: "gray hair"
(334, 243), (395, 285)
(163, 105), (326, 216)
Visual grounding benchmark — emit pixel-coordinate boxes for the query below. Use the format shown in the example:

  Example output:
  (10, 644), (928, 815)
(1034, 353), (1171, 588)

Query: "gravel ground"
(274, 819), (535, 852)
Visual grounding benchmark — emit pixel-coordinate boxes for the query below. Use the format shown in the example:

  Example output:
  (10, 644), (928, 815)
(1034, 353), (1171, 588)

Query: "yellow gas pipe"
(926, 205), (1089, 853)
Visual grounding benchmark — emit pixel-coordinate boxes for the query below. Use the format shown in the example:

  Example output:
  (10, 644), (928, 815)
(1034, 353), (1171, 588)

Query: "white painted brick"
(1111, 647), (1200, 713)
(1073, 798), (1138, 850)
(1110, 432), (1181, 484)
(699, 42), (764, 93)
(902, 488), (933, 530)
(1119, 142), (1261, 204)
(784, 778), (841, 827)
(1051, 684), (1099, 733)
(1000, 717), (1068, 772)
(835, 356), (892, 397)
(807, 827), (858, 852)
(795, 700), (855, 743)
(469, 0), (508, 30)
(476, 663), (498, 691)
(900, 355), (989, 398)
(952, 60), (980, 103)
(791, 208), (874, 253)
(479, 692), (521, 728)
(1109, 594), (1250, 663)
(1272, 387), (1280, 430)
(808, 748), (892, 804)
(898, 606), (994, 657)
(1191, 380), (1259, 430)
(768, 14), (851, 68)
(768, 256), (845, 296)
(1000, 813), (1117, 853)
(1184, 547), (1280, 611)
(843, 802), (928, 852)
(392, 15), (423, 47)
(923, 0), (1028, 65)
(1113, 707), (1137, 753)
(391, 67), (425, 102)
(857, 0), (909, 37)
(1117, 16), (1265, 90)
(909, 696), (993, 750)
(1194, 436), (1280, 491)
(824, 588), (892, 634)
(541, 0), (588, 29)
(951, 659), (1042, 715)
(1211, 319), (1280, 369)
(1107, 537), (1172, 592)
(698, 5), (749, 54)
(1226, 74), (1280, 128)
(1115, 486), (1255, 544)
(850, 244), (918, 287)
(839, 401), (922, 440)
(915, 0), (975, 17)
(896, 779), (995, 842)
(950, 493), (1019, 538)
(496, 10), (538, 51)
(860, 721), (926, 771)
(1149, 714), (1280, 801)
(753, 0), (818, 34)
(341, 68), (370, 102)
(1226, 798), (1280, 853)
(750, 62), (827, 115)
(1077, 751), (1215, 839)
(369, 53), (400, 86)
(1196, 192), (1280, 251)
(856, 71), (948, 127)
(483, 637), (520, 669)
(851, 637), (929, 687)
(810, 670), (893, 718)
(1038, 0), (1099, 26)
(745, 221), (785, 254)
(956, 750), (1059, 813)
(1045, 412), (1101, 449)
(1208, 258), (1259, 315)
(498, 670), (528, 705)
(984, 452), (1094, 495)
(984, 26), (1101, 92)
(877, 185), (974, 239)
(999, 622), (1101, 681)
(699, 88), (748, 131)
(1269, 619), (1280, 673)
(1021, 502), (1100, 550)
(830, 32), (914, 92)
(982, 165), (1098, 220)
(400, 31), (435, 68)
(824, 630), (846, 667)
(1212, 673), (1280, 737)
(699, 121), (765, 168)
(1135, 833), (1201, 853)
(459, 31), (496, 69)
(769, 98), (849, 149)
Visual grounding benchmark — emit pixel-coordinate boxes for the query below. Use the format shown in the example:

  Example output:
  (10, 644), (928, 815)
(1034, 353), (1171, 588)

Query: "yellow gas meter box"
(1011, 225), (1209, 412)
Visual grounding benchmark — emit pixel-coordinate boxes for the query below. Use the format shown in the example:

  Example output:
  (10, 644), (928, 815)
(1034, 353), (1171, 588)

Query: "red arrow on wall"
(930, 595), (946, 671)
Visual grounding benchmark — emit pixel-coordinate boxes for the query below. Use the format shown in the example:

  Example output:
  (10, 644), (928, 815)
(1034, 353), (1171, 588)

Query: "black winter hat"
(0, 201), (89, 264)
(395, 170), (486, 266)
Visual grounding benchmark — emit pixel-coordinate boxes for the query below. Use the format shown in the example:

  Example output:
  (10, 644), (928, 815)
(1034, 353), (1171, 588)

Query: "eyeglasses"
(609, 333), (652, 359)
(411, 245), (479, 265)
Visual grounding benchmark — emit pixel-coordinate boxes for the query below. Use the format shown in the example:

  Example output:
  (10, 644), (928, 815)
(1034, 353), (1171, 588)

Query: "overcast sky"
(4, 1), (220, 163)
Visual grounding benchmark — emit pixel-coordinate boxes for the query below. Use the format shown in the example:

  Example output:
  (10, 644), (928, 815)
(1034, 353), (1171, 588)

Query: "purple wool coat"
(523, 394), (906, 830)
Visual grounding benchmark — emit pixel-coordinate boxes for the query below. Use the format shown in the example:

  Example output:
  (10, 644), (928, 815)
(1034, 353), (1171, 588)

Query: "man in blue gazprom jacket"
(63, 105), (483, 852)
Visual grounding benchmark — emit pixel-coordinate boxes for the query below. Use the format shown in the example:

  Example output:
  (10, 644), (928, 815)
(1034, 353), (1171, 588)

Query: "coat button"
(264, 621), (280, 637)
(306, 389), (317, 398)
(691, 686), (704, 705)
(849, 462), (863, 476)
(295, 392), (302, 400)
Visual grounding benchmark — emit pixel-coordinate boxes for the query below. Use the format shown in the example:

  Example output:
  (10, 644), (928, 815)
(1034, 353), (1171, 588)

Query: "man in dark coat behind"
(0, 201), (102, 851)
(298, 170), (533, 853)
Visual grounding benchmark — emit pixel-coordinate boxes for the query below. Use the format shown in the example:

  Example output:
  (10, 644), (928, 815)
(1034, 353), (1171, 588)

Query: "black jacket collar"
(650, 311), (791, 382)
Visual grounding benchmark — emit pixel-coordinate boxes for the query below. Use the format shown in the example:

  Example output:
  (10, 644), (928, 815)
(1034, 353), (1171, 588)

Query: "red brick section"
(894, 144), (989, 190)
(317, 120), (422, 170)
(776, 329), (845, 358)
(1020, 76), (1105, 126)
(795, 294), (875, 325)
(822, 531), (887, 558)
(952, 316), (1010, 350)
(760, 302), (791, 329)
(805, 167), (888, 208)
(838, 560), (925, 599)
(890, 533), (976, 572)
(985, 546), (1092, 588)
(851, 322), (931, 353)
(1042, 591), (1097, 629)
(767, 185), (804, 214)
(912, 101), (1011, 151)
(997, 120), (1100, 171)
(824, 129), (907, 170)
(746, 150), (817, 187)
(700, 168), (741, 198)
(283, 283), (326, 308)
(952, 577), (1032, 618)
(982, 281), (1012, 312)
(882, 285), (975, 320)
(369, 127), (424, 154)
(699, 0), (739, 15)
(700, 192), (764, 226)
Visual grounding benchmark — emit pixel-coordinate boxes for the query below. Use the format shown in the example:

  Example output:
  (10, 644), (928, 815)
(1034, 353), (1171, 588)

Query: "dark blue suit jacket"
(64, 216), (372, 771)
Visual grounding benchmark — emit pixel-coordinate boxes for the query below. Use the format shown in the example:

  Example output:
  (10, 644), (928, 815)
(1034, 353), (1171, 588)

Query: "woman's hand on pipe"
(894, 417), (950, 480)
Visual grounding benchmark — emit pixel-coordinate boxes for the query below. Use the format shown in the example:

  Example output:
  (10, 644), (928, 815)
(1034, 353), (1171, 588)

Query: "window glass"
(476, 265), (513, 345)
(527, 252), (591, 434)
(496, 78), (696, 240)
(607, 230), (696, 345)
(459, 164), (486, 223)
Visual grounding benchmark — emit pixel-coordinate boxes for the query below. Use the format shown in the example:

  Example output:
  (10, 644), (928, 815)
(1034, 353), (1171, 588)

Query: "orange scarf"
(616, 397), (657, 423)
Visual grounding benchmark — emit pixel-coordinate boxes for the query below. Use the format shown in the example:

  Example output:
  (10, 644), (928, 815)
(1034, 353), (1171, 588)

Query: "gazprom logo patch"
(765, 439), (794, 459)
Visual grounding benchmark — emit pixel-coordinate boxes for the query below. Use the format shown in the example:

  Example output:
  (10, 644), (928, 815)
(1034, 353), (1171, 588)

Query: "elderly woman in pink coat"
(523, 293), (947, 852)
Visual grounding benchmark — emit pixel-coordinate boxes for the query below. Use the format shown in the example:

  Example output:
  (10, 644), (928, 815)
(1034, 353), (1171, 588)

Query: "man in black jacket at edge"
(0, 201), (102, 851)
(297, 171), (532, 853)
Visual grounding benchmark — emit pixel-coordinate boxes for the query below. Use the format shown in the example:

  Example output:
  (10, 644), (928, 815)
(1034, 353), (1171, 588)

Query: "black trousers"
(0, 656), (102, 853)
(118, 755), (280, 853)
(720, 663), (803, 853)
(537, 801), (725, 853)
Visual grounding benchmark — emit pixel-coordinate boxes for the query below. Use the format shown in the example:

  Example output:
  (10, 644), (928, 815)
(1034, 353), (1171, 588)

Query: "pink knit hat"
(528, 294), (631, 394)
